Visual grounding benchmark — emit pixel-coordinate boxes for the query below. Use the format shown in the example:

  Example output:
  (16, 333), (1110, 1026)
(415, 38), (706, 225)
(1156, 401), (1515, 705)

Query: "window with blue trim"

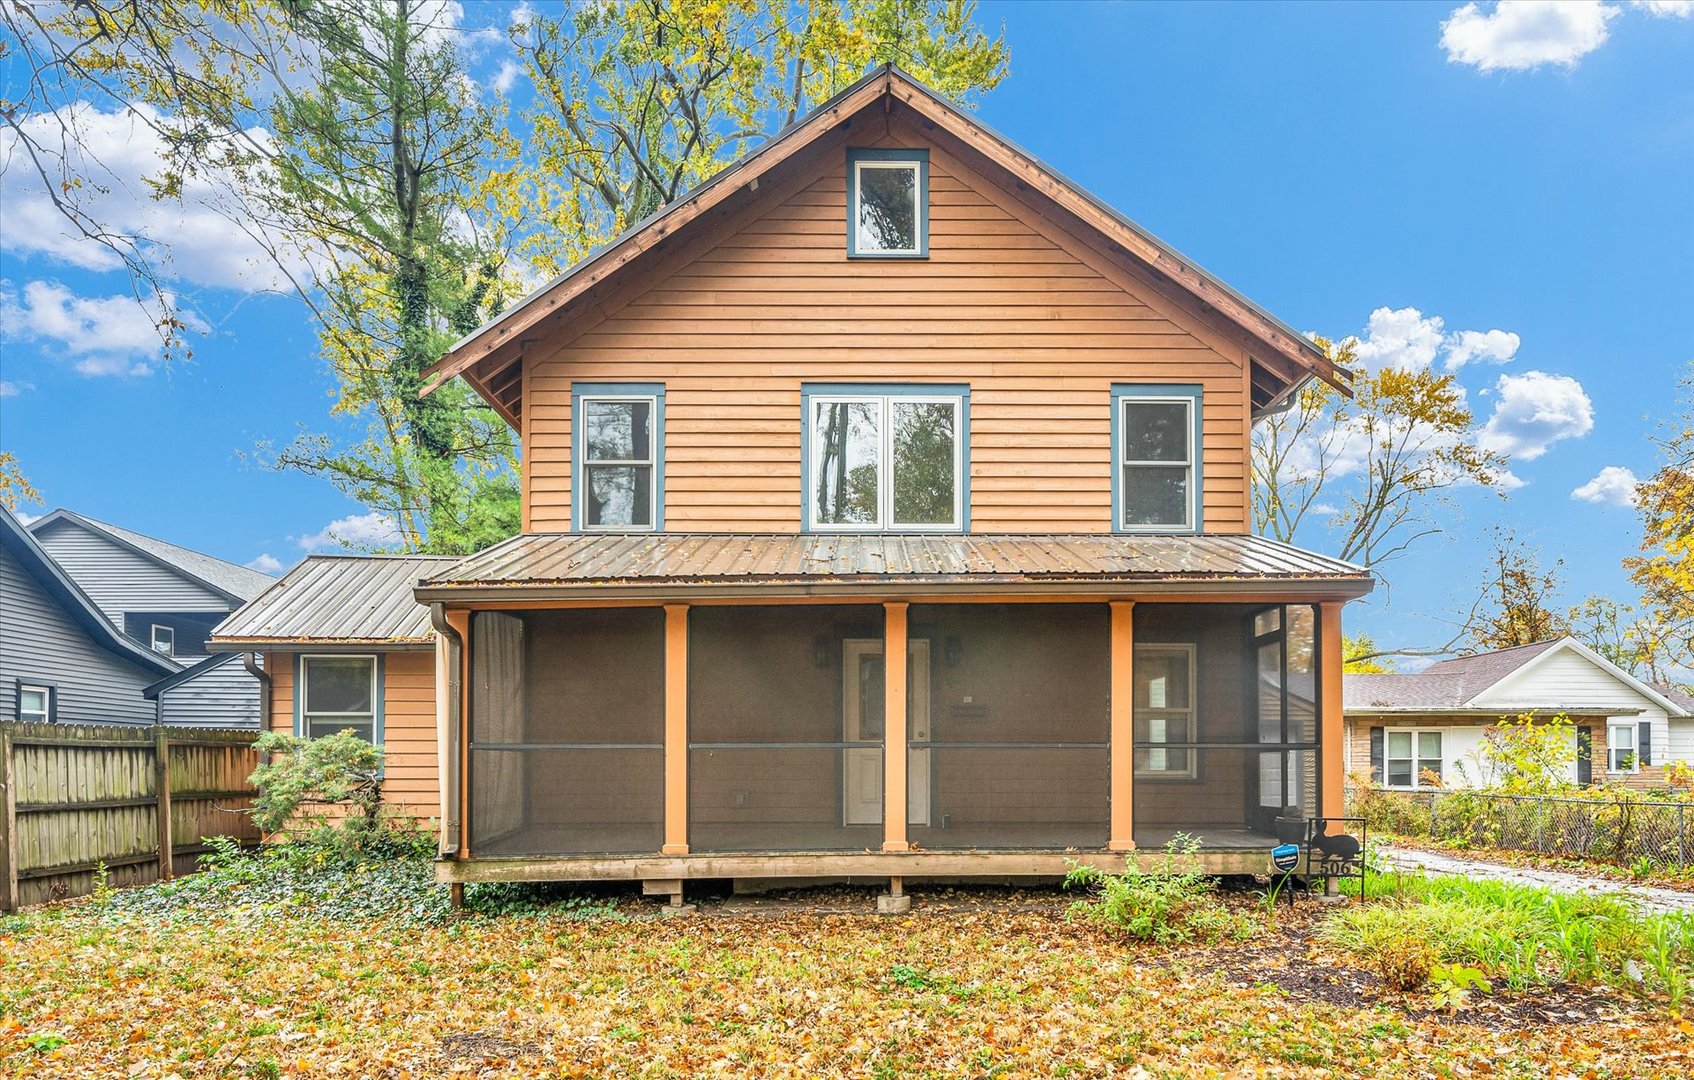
(298, 654), (381, 742)
(847, 149), (928, 258)
(804, 385), (966, 531)
(574, 384), (664, 531)
(1113, 385), (1202, 532)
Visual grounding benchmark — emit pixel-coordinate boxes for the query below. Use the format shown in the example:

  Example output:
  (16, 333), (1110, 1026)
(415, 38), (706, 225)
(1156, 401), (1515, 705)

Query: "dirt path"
(1381, 845), (1694, 915)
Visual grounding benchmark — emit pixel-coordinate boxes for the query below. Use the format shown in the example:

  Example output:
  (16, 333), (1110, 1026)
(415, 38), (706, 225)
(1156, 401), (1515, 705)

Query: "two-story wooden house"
(215, 67), (1371, 903)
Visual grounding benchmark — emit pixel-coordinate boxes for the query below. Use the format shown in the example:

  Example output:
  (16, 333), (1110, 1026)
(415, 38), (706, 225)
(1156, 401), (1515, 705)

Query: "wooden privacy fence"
(0, 722), (261, 911)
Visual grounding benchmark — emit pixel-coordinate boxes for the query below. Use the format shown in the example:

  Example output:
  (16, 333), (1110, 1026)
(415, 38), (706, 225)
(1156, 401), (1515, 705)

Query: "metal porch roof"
(209, 555), (456, 650)
(417, 533), (1371, 601)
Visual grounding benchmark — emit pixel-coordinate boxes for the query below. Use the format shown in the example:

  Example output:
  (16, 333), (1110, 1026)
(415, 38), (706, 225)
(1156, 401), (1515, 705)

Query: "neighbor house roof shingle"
(30, 509), (276, 601)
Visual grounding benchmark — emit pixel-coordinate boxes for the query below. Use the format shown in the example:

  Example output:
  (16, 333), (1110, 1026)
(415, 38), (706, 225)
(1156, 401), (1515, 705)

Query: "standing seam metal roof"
(209, 555), (457, 647)
(420, 532), (1369, 592)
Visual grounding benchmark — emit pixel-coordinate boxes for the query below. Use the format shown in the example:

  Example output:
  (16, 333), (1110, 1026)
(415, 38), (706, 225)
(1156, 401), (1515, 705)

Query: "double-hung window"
(1385, 729), (1443, 789)
(847, 149), (928, 257)
(298, 655), (380, 742)
(1134, 644), (1196, 778)
(1608, 722), (1638, 773)
(17, 684), (52, 724)
(805, 386), (966, 531)
(1113, 385), (1201, 532)
(574, 384), (663, 531)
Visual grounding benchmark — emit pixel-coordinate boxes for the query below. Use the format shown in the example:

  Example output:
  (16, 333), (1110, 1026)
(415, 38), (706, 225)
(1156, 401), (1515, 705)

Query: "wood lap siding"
(265, 651), (439, 822)
(524, 120), (1252, 534)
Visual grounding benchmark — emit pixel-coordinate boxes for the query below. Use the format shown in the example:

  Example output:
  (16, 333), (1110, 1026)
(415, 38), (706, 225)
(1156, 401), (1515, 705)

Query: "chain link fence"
(1348, 787), (1694, 868)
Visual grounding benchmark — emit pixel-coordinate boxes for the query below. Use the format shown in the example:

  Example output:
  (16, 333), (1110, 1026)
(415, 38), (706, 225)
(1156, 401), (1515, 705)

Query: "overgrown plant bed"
(1383, 831), (1694, 892)
(4, 866), (1694, 1076)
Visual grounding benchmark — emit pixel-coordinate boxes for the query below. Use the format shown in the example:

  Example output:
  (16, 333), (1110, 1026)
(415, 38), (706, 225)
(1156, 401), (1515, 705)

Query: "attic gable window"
(848, 149), (928, 258)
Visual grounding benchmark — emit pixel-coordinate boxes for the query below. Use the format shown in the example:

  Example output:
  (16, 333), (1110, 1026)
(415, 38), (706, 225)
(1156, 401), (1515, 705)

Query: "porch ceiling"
(415, 532), (1372, 602)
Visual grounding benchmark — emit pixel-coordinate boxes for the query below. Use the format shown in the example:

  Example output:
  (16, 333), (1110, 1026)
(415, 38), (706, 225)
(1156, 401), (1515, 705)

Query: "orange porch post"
(1319, 601), (1346, 822)
(663, 604), (689, 855)
(883, 602), (910, 852)
(1108, 601), (1136, 851)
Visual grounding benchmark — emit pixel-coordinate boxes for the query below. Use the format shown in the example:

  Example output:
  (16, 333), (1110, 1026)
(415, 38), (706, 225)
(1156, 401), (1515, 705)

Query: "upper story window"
(847, 149), (928, 258)
(18, 683), (53, 724)
(150, 624), (175, 655)
(805, 385), (967, 531)
(1112, 384), (1201, 533)
(573, 383), (664, 531)
(298, 654), (380, 742)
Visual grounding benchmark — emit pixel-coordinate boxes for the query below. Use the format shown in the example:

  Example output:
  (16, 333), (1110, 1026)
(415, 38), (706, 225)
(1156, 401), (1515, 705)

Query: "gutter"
(428, 603), (463, 856)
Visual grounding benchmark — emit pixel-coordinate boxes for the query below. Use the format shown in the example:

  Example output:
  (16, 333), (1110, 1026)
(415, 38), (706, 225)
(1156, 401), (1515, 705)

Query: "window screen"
(300, 656), (377, 741)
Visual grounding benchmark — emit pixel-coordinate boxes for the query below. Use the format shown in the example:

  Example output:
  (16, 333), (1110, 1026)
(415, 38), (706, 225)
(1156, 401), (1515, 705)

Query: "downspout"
(428, 603), (463, 855)
(242, 652), (271, 726)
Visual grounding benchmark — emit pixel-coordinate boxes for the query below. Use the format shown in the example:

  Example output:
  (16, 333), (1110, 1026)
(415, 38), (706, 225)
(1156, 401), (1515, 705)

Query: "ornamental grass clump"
(1063, 834), (1247, 945)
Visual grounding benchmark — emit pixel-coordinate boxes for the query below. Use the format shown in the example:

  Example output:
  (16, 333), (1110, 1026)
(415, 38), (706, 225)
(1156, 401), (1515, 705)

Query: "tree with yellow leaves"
(1625, 362), (1694, 685)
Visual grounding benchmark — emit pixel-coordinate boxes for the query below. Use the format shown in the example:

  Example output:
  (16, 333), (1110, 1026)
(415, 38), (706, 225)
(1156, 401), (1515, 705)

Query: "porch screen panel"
(907, 604), (1110, 850)
(688, 605), (884, 852)
(1132, 604), (1322, 851)
(469, 608), (664, 856)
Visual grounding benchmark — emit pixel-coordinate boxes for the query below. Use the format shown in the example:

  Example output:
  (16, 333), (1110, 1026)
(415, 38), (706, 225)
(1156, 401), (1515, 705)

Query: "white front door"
(842, 638), (931, 826)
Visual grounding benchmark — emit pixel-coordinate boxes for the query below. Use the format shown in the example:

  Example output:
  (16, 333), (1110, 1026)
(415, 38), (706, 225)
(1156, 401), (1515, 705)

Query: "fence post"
(1, 726), (17, 913)
(154, 728), (173, 882)
(1681, 805), (1687, 867)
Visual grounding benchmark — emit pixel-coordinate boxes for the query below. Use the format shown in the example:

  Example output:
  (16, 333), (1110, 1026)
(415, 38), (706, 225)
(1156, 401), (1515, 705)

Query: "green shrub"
(1063, 834), (1247, 945)
(249, 730), (395, 856)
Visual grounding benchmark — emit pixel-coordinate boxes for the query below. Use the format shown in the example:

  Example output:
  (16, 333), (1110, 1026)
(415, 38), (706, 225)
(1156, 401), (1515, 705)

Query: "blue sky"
(2, 1), (1690, 658)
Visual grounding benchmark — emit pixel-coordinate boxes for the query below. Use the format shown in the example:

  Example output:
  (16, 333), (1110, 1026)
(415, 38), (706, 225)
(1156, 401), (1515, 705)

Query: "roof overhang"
(420, 64), (1346, 426)
(208, 637), (435, 654)
(1345, 706), (1646, 718)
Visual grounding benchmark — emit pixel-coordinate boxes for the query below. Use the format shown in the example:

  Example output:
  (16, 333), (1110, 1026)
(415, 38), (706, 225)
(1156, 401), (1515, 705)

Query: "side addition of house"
(28, 510), (277, 727)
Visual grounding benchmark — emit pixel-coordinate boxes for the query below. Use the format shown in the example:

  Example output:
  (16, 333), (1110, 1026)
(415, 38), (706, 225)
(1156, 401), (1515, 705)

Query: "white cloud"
(13, 511), (43, 526)
(1571, 465), (1641, 505)
(0, 102), (312, 292)
(0, 380), (30, 397)
(1629, 1), (1693, 15)
(0, 280), (208, 377)
(1346, 306), (1521, 373)
(1444, 328), (1520, 370)
(296, 512), (403, 552)
(493, 60), (523, 95)
(1478, 370), (1595, 460)
(1441, 1), (1620, 72)
(245, 553), (286, 574)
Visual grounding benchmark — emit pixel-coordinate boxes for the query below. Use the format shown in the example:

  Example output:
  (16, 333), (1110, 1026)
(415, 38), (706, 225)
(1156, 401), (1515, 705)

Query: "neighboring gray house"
(1, 509), (179, 724)
(27, 509), (278, 727)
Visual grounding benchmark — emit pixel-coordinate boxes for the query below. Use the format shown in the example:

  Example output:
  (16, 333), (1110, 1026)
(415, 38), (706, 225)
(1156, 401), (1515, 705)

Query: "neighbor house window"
(1385, 729), (1443, 789)
(17, 684), (52, 724)
(1134, 644), (1196, 778)
(298, 655), (380, 742)
(150, 624), (174, 655)
(1608, 723), (1638, 773)
(573, 384), (664, 531)
(805, 386), (967, 531)
(1113, 385), (1201, 532)
(847, 149), (927, 257)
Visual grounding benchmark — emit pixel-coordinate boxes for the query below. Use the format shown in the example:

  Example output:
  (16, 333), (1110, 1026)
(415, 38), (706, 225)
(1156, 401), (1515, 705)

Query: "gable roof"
(29, 509), (276, 604)
(421, 64), (1346, 426)
(1345, 636), (1690, 718)
(1, 509), (180, 676)
(209, 555), (455, 651)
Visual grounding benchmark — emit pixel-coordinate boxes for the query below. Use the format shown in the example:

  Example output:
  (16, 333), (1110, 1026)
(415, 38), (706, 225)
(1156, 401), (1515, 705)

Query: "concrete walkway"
(1380, 845), (1694, 915)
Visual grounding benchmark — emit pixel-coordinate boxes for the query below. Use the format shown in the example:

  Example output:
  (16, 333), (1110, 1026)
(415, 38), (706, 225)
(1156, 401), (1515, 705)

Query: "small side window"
(151, 624), (175, 655)
(299, 655), (380, 742)
(574, 384), (665, 531)
(18, 684), (52, 724)
(848, 150), (928, 258)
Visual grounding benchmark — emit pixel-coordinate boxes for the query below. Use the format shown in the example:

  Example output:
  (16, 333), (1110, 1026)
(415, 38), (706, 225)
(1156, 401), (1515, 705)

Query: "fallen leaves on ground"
(2, 889), (1690, 1078)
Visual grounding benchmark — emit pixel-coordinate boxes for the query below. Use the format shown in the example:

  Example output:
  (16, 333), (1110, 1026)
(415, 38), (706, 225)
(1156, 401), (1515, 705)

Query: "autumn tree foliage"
(1625, 362), (1694, 685)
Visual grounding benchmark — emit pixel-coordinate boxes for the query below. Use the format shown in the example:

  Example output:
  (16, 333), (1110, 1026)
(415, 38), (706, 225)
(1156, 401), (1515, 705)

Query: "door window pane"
(855, 163), (918, 253)
(891, 400), (957, 526)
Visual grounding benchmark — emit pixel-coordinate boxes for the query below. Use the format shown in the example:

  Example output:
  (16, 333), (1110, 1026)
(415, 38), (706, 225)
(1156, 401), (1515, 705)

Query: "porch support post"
(882, 602), (910, 853)
(1319, 601), (1345, 822)
(1108, 601), (1136, 852)
(663, 604), (690, 855)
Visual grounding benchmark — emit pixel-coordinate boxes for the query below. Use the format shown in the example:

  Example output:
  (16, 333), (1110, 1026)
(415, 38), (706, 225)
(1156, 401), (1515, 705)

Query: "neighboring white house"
(1344, 637), (1693, 790)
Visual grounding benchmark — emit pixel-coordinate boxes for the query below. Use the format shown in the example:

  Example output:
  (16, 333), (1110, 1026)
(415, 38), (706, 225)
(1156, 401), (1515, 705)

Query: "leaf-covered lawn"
(5, 889), (1693, 1078)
